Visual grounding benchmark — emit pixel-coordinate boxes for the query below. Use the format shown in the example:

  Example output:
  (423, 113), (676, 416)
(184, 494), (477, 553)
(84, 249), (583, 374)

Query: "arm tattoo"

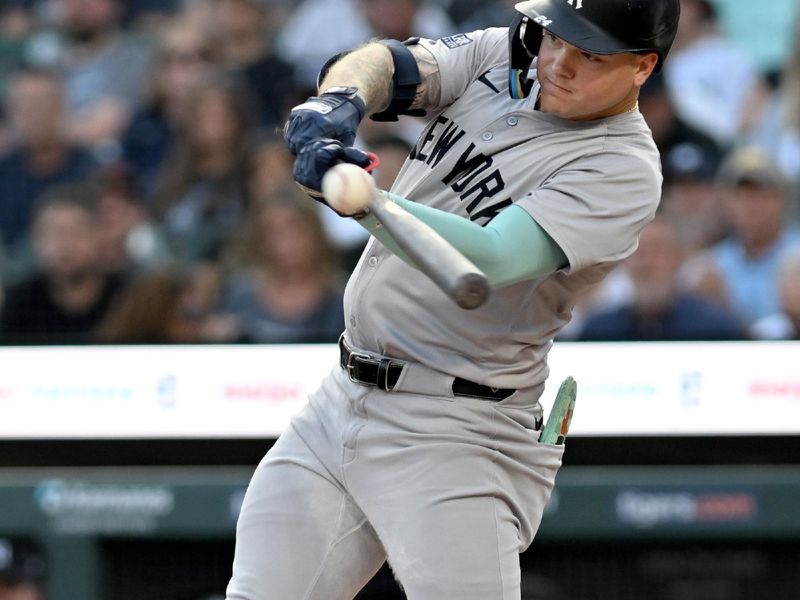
(409, 44), (442, 111)
(320, 42), (441, 115)
(319, 44), (393, 116)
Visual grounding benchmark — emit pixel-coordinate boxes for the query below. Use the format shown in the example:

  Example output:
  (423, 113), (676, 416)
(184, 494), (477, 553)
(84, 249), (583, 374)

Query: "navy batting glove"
(284, 87), (366, 156)
(293, 138), (371, 212)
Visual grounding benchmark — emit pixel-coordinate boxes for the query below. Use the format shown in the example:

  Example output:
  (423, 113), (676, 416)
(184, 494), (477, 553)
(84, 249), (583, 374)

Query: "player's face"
(536, 32), (657, 121)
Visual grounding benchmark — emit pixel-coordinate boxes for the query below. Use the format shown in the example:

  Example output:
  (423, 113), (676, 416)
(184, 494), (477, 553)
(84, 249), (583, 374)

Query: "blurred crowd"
(0, 538), (43, 600)
(0, 0), (798, 348)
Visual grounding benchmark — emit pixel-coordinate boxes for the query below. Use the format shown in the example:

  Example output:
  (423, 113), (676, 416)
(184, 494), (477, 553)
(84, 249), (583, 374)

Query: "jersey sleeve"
(416, 28), (508, 109)
(516, 150), (662, 273)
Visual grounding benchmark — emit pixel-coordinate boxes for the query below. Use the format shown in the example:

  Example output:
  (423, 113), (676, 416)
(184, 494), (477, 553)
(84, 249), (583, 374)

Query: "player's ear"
(633, 52), (659, 87)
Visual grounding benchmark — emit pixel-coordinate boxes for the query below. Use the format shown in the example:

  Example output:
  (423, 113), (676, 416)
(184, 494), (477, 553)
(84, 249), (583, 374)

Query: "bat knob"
(364, 151), (381, 173)
(454, 273), (490, 309)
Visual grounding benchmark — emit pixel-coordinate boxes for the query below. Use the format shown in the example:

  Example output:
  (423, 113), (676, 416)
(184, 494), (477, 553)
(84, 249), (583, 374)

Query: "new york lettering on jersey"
(407, 64), (524, 220)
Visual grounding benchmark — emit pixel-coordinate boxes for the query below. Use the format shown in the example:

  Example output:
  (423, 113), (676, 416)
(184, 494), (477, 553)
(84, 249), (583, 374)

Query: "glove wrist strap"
(318, 87), (366, 121)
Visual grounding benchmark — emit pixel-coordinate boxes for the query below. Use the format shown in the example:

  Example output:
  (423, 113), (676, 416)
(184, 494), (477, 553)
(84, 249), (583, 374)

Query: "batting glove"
(284, 87), (366, 156)
(293, 138), (372, 215)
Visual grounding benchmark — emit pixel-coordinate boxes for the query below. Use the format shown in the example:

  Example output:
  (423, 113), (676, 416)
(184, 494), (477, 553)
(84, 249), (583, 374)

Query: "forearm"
(359, 197), (567, 287)
(320, 42), (442, 116)
(319, 43), (394, 117)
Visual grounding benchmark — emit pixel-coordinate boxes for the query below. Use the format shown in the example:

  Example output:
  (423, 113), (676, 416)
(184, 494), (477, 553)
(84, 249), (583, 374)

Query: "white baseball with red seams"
(321, 162), (376, 215)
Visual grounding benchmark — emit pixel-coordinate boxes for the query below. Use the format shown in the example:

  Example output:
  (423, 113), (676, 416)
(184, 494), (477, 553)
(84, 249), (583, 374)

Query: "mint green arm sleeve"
(357, 193), (568, 287)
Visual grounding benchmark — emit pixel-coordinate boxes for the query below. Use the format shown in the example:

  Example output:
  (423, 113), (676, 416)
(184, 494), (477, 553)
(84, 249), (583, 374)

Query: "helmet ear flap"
(508, 13), (543, 99)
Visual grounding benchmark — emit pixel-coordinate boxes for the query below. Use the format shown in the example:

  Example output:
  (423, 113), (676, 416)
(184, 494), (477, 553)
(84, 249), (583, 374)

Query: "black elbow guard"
(370, 38), (425, 122)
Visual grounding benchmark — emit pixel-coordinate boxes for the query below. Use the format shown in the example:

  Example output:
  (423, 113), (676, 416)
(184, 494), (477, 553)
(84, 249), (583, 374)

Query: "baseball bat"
(322, 154), (490, 309)
(540, 376), (577, 445)
(368, 190), (490, 310)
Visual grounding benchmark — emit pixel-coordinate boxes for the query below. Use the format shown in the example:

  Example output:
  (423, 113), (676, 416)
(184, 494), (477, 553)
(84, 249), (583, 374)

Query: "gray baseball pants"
(226, 356), (564, 600)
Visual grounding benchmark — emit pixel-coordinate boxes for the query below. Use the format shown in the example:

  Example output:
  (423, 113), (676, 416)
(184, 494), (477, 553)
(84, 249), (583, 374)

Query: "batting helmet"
(508, 0), (680, 98)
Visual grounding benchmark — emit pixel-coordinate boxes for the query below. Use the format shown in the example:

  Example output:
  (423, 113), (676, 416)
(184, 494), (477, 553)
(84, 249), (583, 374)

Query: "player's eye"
(544, 31), (561, 45)
(581, 52), (601, 63)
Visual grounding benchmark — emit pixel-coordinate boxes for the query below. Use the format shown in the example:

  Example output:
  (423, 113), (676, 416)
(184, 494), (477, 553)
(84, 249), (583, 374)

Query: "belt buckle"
(345, 349), (376, 385)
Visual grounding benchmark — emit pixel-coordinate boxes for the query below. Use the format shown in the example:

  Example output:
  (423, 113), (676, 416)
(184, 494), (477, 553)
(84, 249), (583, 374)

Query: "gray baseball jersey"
(344, 27), (662, 390)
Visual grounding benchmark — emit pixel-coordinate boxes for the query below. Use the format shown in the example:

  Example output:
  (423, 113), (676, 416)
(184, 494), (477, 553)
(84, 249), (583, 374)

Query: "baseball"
(321, 162), (377, 215)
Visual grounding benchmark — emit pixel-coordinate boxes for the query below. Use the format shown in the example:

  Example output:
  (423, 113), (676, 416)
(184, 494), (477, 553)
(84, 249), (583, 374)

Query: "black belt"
(339, 338), (515, 401)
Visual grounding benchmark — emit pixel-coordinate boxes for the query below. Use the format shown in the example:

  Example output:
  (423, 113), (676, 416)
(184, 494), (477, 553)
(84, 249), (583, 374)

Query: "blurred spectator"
(179, 0), (218, 31)
(659, 136), (727, 253)
(93, 161), (171, 275)
(747, 13), (800, 183)
(213, 0), (297, 128)
(0, 539), (45, 600)
(120, 15), (220, 197)
(0, 582), (42, 600)
(0, 1), (36, 40)
(0, 181), (124, 344)
(121, 0), (181, 31)
(454, 0), (517, 31)
(750, 251), (800, 340)
(0, 67), (97, 271)
(579, 214), (745, 341)
(686, 147), (800, 327)
(275, 0), (454, 91)
(221, 186), (346, 343)
(555, 265), (633, 340)
(358, 0), (452, 48)
(639, 72), (723, 167)
(367, 133), (411, 193)
(0, 0), (37, 115)
(95, 264), (239, 343)
(782, 16), (800, 176)
(53, 0), (155, 154)
(247, 131), (295, 201)
(182, 258), (241, 340)
(664, 0), (767, 147)
(151, 71), (255, 263)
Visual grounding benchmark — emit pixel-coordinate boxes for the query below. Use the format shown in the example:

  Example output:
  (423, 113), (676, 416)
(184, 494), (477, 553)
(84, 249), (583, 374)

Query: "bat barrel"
(369, 192), (491, 310)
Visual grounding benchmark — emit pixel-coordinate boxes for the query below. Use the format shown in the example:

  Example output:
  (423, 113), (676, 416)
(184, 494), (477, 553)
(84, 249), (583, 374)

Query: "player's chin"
(539, 96), (581, 120)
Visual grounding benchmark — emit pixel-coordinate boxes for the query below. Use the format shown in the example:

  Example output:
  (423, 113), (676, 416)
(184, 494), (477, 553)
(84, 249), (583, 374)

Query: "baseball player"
(226, 1), (680, 599)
